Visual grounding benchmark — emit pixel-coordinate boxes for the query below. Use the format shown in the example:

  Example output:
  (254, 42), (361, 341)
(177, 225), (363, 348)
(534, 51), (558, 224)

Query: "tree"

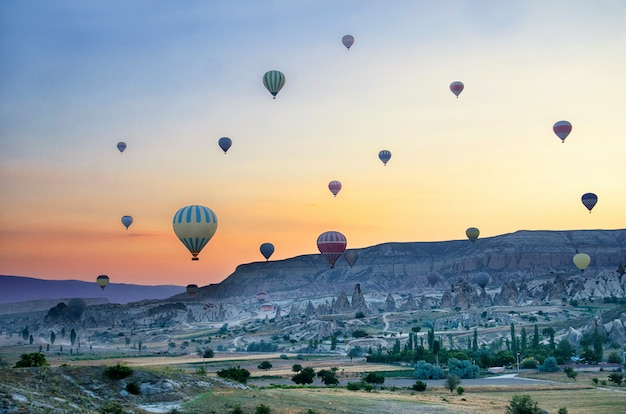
(318, 368), (339, 386)
(510, 323), (518, 353)
(445, 375), (461, 393)
(433, 340), (441, 366)
(413, 361), (445, 379)
(292, 363), (303, 372)
(564, 367), (577, 381)
(22, 326), (29, 341)
(521, 327), (527, 352)
(447, 358), (480, 379)
(203, 348), (214, 358)
(70, 329), (77, 346)
(29, 335), (33, 345)
(364, 372), (385, 387)
(554, 339), (576, 364)
(50, 331), (56, 345)
(217, 366), (251, 384)
(608, 373), (623, 387)
(292, 367), (316, 384)
(258, 361), (272, 371)
(592, 328), (604, 362)
(542, 327), (555, 350)
(539, 357), (559, 372)
(532, 324), (540, 349)
(472, 328), (478, 352)
(506, 394), (542, 414)
(14, 353), (48, 368)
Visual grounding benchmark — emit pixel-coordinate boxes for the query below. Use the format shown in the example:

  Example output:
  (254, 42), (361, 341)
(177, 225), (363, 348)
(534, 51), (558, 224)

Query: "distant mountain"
(0, 275), (185, 305)
(185, 229), (626, 302)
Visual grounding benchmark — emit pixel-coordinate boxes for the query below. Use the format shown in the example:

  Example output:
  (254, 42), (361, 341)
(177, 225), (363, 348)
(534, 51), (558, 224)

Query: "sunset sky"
(1, 1), (625, 287)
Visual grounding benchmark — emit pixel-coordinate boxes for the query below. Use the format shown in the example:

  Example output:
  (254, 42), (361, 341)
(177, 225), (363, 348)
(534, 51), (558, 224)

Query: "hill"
(0, 275), (185, 305)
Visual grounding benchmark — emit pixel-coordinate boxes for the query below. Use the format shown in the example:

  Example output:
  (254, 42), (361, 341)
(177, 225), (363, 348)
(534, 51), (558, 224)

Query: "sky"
(1, 1), (625, 287)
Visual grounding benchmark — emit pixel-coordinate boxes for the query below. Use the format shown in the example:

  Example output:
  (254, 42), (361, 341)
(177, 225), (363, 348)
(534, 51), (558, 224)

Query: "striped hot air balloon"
(263, 70), (285, 99)
(172, 205), (218, 261)
(342, 35), (355, 50)
(553, 120), (572, 143)
(449, 81), (464, 98)
(317, 231), (347, 268)
(328, 180), (342, 197)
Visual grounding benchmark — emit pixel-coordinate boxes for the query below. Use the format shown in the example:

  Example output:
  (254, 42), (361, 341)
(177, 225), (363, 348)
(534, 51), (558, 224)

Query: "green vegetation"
(14, 353), (48, 368)
(444, 375), (461, 393)
(506, 394), (542, 414)
(103, 363), (133, 380)
(411, 380), (427, 391)
(217, 366), (251, 384)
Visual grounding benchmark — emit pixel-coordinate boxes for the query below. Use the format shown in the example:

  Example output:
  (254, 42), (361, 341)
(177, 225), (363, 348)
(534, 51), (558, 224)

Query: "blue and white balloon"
(172, 205), (218, 261)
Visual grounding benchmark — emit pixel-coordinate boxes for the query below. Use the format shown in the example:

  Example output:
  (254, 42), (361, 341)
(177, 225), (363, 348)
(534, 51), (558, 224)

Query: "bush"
(217, 366), (251, 384)
(505, 394), (542, 414)
(558, 408), (568, 414)
(411, 380), (427, 391)
(258, 361), (272, 370)
(538, 357), (559, 372)
(346, 381), (363, 391)
(522, 359), (538, 369)
(363, 372), (385, 386)
(256, 404), (271, 414)
(14, 353), (48, 368)
(413, 361), (445, 379)
(447, 358), (479, 379)
(231, 404), (243, 414)
(445, 375), (461, 393)
(608, 372), (623, 386)
(318, 368), (339, 386)
(104, 363), (133, 380)
(203, 348), (214, 358)
(591, 377), (599, 385)
(292, 367), (316, 384)
(125, 381), (141, 395)
(100, 402), (124, 414)
(607, 351), (621, 364)
(456, 386), (465, 395)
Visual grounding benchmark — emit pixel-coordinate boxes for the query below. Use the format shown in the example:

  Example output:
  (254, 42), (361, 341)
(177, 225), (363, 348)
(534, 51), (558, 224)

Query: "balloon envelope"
(263, 70), (285, 99)
(342, 34), (354, 50)
(186, 284), (199, 298)
(96, 275), (109, 290)
(573, 253), (591, 272)
(581, 193), (598, 212)
(218, 137), (232, 154)
(172, 205), (218, 260)
(117, 142), (126, 153)
(475, 272), (490, 289)
(553, 121), (572, 143)
(255, 291), (269, 303)
(466, 227), (480, 243)
(450, 81), (464, 97)
(344, 250), (357, 268)
(121, 215), (133, 230)
(378, 150), (391, 166)
(328, 180), (342, 197)
(317, 231), (347, 268)
(260, 243), (275, 261)
(427, 271), (440, 287)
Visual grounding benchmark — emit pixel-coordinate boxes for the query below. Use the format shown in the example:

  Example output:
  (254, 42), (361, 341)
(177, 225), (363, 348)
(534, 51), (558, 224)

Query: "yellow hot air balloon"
(466, 227), (480, 243)
(96, 275), (109, 290)
(172, 205), (218, 260)
(573, 253), (591, 272)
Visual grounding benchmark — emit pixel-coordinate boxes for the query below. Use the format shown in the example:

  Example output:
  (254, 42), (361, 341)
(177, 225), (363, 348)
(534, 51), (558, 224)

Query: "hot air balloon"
(573, 253), (591, 272)
(474, 272), (490, 290)
(328, 180), (342, 197)
(378, 150), (391, 166)
(342, 35), (354, 50)
(218, 137), (232, 154)
(344, 250), (357, 268)
(581, 193), (598, 213)
(121, 215), (133, 230)
(317, 231), (347, 268)
(117, 142), (127, 153)
(172, 205), (218, 261)
(260, 243), (275, 261)
(450, 81), (464, 98)
(186, 284), (199, 298)
(255, 291), (269, 303)
(466, 227), (480, 243)
(427, 271), (440, 287)
(96, 275), (109, 291)
(553, 121), (572, 143)
(263, 70), (285, 99)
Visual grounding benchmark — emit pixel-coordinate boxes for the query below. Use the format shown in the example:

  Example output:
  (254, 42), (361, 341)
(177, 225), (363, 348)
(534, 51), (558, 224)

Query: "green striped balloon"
(263, 70), (285, 99)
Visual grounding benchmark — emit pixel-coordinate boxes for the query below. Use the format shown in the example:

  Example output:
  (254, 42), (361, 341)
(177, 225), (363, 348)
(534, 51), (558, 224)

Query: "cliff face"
(190, 229), (626, 302)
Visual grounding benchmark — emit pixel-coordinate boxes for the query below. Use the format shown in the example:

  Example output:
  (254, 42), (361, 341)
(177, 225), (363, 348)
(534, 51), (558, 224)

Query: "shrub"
(607, 351), (621, 364)
(292, 367), (316, 384)
(104, 363), (133, 380)
(445, 375), (461, 393)
(203, 348), (214, 358)
(505, 394), (542, 414)
(411, 380), (427, 391)
(352, 329), (368, 338)
(608, 372), (623, 386)
(258, 361), (272, 371)
(231, 404), (243, 414)
(538, 357), (559, 373)
(564, 367), (577, 381)
(318, 368), (339, 386)
(100, 402), (124, 414)
(14, 353), (48, 368)
(522, 359), (538, 369)
(256, 404), (271, 414)
(363, 372), (385, 386)
(217, 366), (251, 384)
(558, 408), (568, 414)
(125, 381), (140, 395)
(456, 386), (465, 395)
(413, 361), (445, 379)
(346, 381), (363, 391)
(591, 377), (599, 385)
(447, 358), (479, 379)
